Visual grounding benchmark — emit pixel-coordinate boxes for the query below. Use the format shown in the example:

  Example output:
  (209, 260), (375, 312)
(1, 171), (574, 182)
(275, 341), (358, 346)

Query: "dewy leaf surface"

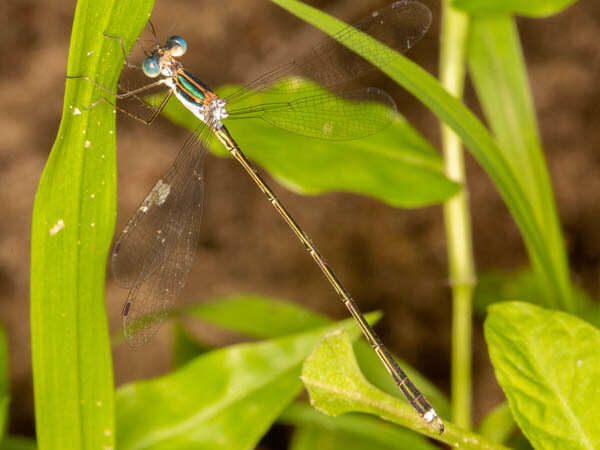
(30, 0), (153, 448)
(485, 302), (600, 449)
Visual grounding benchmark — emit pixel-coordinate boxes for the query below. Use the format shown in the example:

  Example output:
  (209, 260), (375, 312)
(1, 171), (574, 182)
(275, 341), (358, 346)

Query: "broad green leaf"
(182, 295), (449, 415)
(485, 302), (600, 449)
(185, 294), (329, 338)
(478, 402), (516, 444)
(0, 436), (37, 450)
(452, 0), (578, 18)
(269, 0), (574, 311)
(0, 327), (7, 441)
(150, 80), (459, 209)
(474, 268), (600, 327)
(475, 269), (546, 315)
(116, 313), (379, 450)
(291, 426), (390, 450)
(282, 402), (436, 450)
(181, 297), (442, 446)
(301, 330), (507, 448)
(30, 1), (153, 448)
(468, 16), (573, 312)
(171, 322), (209, 369)
(352, 339), (449, 418)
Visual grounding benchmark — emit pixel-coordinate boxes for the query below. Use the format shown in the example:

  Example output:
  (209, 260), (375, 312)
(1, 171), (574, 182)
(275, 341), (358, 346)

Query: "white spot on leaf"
(49, 219), (65, 235)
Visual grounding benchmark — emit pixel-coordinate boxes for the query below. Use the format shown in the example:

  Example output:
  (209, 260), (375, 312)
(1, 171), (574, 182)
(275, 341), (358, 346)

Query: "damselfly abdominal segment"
(68, 1), (443, 433)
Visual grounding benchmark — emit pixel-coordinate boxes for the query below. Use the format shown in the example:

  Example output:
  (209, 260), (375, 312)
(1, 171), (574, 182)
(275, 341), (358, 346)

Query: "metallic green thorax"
(176, 70), (208, 102)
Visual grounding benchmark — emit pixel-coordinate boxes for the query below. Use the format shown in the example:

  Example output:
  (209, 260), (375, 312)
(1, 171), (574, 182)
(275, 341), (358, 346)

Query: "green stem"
(439, 1), (474, 429)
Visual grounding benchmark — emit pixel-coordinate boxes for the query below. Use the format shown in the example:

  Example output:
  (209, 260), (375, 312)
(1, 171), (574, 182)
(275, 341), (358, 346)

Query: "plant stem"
(439, 1), (474, 429)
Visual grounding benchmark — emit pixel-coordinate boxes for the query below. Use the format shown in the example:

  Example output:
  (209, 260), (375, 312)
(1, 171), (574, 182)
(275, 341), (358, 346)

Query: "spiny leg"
(104, 18), (161, 66)
(66, 74), (166, 100)
(70, 90), (172, 126)
(103, 32), (143, 70)
(66, 74), (169, 121)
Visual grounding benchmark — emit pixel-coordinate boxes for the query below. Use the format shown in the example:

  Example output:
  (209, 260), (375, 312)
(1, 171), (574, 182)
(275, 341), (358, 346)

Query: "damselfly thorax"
(142, 36), (229, 129)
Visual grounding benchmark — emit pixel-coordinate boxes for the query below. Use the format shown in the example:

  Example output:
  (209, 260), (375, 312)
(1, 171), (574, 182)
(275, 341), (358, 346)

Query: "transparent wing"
(225, 1), (431, 105)
(227, 87), (397, 140)
(115, 125), (211, 347)
(112, 126), (211, 288)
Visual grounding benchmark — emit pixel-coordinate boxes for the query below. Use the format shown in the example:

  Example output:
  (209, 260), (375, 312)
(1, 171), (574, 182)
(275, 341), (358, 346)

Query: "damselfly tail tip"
(423, 409), (444, 434)
(435, 417), (444, 434)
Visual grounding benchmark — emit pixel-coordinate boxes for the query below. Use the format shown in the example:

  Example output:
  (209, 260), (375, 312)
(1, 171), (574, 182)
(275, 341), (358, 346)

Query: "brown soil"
(0, 0), (599, 444)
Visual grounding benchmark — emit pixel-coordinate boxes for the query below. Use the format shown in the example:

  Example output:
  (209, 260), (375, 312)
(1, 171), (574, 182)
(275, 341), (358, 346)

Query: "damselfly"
(69, 0), (443, 432)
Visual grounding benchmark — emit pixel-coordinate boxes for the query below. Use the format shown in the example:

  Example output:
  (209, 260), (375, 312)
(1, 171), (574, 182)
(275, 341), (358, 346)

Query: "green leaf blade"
(182, 295), (449, 416)
(478, 402), (516, 444)
(116, 313), (380, 450)
(452, 0), (578, 18)
(485, 302), (600, 449)
(282, 403), (437, 450)
(268, 0), (572, 311)
(185, 294), (330, 338)
(30, 1), (153, 448)
(468, 15), (573, 312)
(301, 330), (507, 448)
(150, 79), (459, 209)
(474, 268), (599, 327)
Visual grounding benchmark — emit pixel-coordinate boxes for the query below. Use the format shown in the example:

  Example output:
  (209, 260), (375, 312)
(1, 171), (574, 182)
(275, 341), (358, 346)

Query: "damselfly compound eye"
(166, 35), (187, 57)
(142, 56), (160, 77)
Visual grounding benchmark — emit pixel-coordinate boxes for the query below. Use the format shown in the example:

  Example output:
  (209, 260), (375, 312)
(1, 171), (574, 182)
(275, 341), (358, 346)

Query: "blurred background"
(1, 0), (599, 444)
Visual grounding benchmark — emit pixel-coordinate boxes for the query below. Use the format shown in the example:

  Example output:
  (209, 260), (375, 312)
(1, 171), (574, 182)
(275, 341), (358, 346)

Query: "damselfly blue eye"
(166, 35), (187, 57)
(142, 56), (160, 77)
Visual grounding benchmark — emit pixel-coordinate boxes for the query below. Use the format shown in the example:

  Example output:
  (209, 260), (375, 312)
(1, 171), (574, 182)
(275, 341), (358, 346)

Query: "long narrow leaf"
(452, 0), (578, 18)
(30, 1), (153, 448)
(468, 15), (573, 311)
